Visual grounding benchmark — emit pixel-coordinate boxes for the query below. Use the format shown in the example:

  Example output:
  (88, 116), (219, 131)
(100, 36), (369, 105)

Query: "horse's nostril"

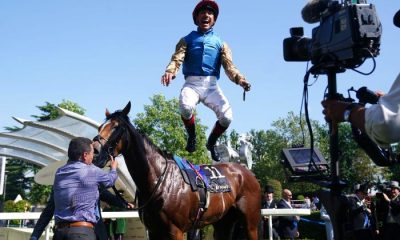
(93, 148), (99, 155)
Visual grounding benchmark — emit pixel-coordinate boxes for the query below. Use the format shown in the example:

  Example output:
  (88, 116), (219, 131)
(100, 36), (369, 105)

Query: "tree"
(250, 129), (287, 186)
(3, 159), (33, 201)
(31, 100), (85, 121)
(133, 94), (210, 164)
(251, 112), (329, 196)
(219, 129), (240, 150)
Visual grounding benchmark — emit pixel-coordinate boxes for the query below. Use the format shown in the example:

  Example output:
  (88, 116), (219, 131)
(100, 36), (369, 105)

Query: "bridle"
(94, 116), (170, 211)
(93, 124), (126, 159)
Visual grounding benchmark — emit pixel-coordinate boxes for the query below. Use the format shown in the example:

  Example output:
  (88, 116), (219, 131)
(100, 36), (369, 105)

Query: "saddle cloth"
(173, 155), (231, 193)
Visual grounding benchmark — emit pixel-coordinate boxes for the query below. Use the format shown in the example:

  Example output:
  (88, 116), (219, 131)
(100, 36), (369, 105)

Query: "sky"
(1, 1), (399, 135)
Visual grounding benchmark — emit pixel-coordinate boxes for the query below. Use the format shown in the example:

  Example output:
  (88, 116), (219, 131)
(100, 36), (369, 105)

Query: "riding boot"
(182, 115), (197, 153)
(207, 121), (228, 162)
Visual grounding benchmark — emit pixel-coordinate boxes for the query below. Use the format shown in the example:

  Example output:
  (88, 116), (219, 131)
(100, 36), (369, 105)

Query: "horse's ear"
(105, 108), (110, 117)
(122, 101), (131, 116)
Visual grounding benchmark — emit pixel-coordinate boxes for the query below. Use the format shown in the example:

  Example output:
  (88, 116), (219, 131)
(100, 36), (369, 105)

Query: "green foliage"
(133, 94), (210, 164)
(289, 181), (321, 198)
(3, 200), (31, 225)
(3, 200), (16, 212)
(4, 159), (33, 201)
(250, 129), (287, 185)
(336, 124), (388, 186)
(266, 179), (282, 200)
(250, 112), (327, 195)
(27, 184), (52, 204)
(31, 99), (85, 121)
(15, 199), (31, 212)
(271, 112), (324, 148)
(220, 130), (240, 150)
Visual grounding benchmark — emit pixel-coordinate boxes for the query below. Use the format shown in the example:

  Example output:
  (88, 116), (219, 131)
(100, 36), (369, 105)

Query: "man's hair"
(67, 137), (93, 161)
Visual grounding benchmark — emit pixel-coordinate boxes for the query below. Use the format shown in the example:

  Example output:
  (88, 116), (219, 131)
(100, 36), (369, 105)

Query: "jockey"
(161, 0), (251, 161)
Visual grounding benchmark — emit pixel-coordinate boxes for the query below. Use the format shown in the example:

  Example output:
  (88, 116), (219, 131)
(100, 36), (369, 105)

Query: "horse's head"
(92, 102), (131, 168)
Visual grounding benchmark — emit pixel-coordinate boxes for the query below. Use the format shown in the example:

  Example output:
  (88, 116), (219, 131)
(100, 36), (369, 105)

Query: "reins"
(133, 155), (169, 211)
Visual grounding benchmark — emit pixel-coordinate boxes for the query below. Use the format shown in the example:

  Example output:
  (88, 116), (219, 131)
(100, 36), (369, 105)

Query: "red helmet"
(192, 0), (219, 25)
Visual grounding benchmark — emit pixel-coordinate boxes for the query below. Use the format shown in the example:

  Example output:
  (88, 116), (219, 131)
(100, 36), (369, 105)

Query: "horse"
(93, 102), (261, 240)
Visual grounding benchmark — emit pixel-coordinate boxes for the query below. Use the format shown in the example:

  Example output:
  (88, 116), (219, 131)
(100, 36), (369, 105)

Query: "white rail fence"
(0, 209), (310, 240)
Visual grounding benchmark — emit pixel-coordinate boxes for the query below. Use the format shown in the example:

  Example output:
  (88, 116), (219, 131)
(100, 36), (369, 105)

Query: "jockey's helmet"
(192, 0), (219, 25)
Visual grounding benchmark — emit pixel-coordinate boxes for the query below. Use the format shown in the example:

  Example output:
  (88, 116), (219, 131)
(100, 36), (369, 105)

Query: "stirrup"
(186, 136), (197, 153)
(207, 144), (220, 162)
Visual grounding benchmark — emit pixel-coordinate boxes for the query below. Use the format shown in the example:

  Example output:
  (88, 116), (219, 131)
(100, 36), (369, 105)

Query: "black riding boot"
(207, 121), (227, 162)
(183, 116), (196, 153)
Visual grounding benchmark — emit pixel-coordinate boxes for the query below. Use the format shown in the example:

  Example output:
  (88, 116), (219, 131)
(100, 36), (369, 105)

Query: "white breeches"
(179, 76), (233, 128)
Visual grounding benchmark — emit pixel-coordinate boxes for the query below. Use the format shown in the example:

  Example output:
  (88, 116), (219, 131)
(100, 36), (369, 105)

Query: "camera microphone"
(301, 0), (330, 24)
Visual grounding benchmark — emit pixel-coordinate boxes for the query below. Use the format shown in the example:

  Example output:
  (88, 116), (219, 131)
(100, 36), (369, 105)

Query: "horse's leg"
(237, 197), (261, 240)
(212, 208), (238, 240)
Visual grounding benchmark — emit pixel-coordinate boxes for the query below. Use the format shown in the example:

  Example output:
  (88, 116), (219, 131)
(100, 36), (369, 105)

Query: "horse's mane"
(106, 110), (172, 159)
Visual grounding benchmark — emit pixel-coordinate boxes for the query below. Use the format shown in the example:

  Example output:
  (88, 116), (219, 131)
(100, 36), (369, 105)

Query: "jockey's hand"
(126, 202), (135, 209)
(239, 79), (251, 91)
(161, 72), (175, 87)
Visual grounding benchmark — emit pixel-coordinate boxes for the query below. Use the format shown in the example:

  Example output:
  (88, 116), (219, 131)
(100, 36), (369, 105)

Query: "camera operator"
(374, 181), (400, 240)
(346, 183), (377, 240)
(322, 10), (400, 147)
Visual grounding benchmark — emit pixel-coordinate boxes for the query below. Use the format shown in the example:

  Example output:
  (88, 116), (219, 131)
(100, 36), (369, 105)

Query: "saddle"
(173, 155), (231, 193)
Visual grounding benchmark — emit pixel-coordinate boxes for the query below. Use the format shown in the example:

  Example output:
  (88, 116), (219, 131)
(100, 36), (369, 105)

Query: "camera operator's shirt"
(365, 73), (400, 147)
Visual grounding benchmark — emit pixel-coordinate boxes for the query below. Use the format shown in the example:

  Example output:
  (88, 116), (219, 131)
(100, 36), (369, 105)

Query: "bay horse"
(93, 102), (261, 240)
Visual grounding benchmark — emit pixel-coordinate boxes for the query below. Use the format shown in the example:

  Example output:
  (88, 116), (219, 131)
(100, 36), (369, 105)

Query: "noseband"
(93, 124), (126, 158)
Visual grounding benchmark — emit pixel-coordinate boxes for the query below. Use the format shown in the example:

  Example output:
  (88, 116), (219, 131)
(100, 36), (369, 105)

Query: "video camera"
(283, 0), (382, 70)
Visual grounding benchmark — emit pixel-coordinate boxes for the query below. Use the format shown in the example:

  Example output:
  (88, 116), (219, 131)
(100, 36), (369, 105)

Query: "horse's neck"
(124, 132), (166, 195)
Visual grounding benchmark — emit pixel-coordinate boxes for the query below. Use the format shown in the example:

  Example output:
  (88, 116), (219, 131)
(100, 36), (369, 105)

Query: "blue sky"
(1, 1), (399, 135)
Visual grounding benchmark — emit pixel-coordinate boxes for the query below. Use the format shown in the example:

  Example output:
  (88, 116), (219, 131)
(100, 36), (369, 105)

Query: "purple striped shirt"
(53, 161), (117, 224)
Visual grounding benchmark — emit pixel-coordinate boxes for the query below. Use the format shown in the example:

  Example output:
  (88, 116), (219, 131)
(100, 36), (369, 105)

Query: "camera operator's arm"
(365, 73), (400, 146)
(322, 73), (400, 146)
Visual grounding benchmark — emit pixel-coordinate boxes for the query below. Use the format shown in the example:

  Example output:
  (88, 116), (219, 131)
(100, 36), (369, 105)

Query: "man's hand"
(109, 155), (118, 170)
(239, 79), (251, 91)
(126, 202), (135, 209)
(161, 72), (176, 87)
(321, 99), (350, 135)
(321, 99), (348, 123)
